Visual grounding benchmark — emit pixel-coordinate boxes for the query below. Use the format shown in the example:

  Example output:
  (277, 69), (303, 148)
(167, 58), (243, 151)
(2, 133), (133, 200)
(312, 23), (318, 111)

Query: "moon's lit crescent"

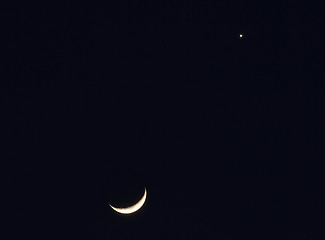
(109, 188), (147, 214)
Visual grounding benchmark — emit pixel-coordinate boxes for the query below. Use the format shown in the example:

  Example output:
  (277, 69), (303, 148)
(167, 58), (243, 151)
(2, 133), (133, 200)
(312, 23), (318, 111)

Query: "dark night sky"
(1, 1), (324, 239)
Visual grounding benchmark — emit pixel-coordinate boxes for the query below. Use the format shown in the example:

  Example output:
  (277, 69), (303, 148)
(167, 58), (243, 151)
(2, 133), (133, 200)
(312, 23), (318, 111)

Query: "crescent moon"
(109, 188), (147, 214)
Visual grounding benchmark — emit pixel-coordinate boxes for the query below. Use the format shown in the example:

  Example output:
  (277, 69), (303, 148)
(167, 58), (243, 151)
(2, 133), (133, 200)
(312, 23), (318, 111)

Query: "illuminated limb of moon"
(109, 188), (147, 214)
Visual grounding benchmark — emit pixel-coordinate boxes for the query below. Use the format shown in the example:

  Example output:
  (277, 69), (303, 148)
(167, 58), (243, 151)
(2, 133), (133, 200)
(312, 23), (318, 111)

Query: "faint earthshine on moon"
(109, 188), (147, 214)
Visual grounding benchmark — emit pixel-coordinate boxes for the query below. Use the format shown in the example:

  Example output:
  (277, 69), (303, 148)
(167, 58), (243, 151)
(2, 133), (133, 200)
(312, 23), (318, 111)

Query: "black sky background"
(1, 1), (324, 239)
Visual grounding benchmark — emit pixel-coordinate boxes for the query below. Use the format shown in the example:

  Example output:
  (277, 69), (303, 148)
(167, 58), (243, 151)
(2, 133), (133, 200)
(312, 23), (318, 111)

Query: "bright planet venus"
(109, 188), (147, 214)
